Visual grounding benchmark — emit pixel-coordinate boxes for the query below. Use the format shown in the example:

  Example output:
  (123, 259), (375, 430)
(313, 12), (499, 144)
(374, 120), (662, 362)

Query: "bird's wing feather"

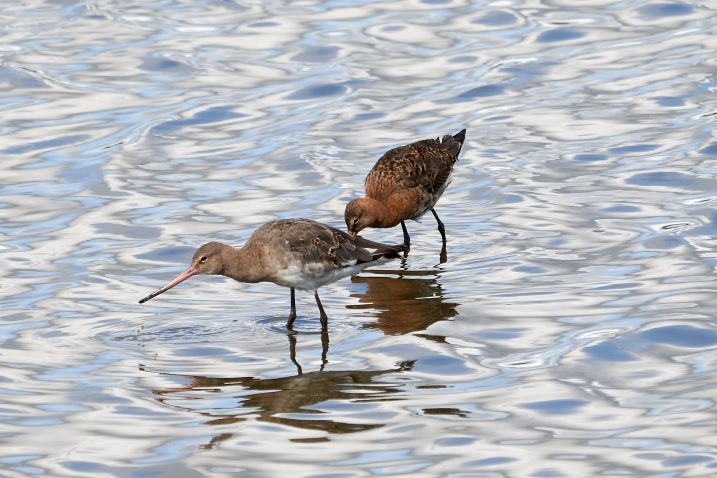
(365, 135), (462, 199)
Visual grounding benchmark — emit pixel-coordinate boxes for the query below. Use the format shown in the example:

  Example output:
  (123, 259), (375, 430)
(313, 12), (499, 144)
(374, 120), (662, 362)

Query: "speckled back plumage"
(364, 129), (466, 219)
(247, 219), (404, 290)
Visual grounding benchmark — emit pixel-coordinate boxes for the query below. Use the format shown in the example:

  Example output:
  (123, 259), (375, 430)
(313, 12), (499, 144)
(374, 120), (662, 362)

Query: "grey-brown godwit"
(138, 218), (405, 331)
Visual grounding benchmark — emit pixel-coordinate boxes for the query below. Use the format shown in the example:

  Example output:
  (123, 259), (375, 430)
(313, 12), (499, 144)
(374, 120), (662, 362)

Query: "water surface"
(2, 0), (717, 476)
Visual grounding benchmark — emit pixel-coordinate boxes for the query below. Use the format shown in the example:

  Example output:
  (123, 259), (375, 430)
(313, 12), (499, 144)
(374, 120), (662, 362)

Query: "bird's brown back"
(247, 219), (402, 278)
(364, 131), (465, 204)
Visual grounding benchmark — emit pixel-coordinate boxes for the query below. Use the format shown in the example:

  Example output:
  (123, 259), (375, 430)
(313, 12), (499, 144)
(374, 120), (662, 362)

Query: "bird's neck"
(221, 243), (265, 284)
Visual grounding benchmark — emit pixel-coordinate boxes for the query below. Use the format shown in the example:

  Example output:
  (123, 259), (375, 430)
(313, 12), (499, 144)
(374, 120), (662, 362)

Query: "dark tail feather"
(441, 128), (467, 157)
(373, 243), (407, 259)
(349, 234), (406, 263)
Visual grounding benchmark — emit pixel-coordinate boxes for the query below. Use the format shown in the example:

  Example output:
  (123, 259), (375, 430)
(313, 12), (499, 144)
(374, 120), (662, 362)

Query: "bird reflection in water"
(348, 266), (458, 337)
(140, 261), (454, 446)
(276, 259), (456, 370)
(142, 358), (414, 446)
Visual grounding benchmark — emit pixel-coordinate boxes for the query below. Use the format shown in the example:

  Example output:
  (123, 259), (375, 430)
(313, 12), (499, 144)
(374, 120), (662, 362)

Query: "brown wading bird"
(344, 129), (466, 258)
(138, 218), (405, 332)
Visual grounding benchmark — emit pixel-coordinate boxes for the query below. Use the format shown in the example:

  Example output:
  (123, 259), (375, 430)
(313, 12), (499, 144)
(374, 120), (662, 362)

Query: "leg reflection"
(288, 333), (303, 375)
(320, 331), (329, 372)
(287, 329), (330, 375)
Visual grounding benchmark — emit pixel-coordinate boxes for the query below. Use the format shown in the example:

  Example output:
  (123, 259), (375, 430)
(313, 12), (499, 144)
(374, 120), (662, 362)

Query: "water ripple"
(3, 0), (717, 476)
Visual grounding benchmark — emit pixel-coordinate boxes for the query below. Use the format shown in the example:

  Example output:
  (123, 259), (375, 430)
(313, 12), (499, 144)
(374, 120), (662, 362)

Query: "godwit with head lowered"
(344, 129), (466, 256)
(138, 218), (405, 331)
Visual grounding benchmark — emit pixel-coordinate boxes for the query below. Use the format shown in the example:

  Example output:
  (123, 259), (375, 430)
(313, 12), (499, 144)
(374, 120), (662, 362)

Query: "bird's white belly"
(273, 262), (364, 291)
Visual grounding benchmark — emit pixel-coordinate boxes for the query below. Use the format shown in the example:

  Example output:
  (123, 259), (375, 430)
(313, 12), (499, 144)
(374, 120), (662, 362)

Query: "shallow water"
(2, 0), (717, 476)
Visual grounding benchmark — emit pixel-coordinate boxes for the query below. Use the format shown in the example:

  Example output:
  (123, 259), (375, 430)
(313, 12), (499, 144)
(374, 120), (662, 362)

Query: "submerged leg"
(314, 290), (328, 332)
(287, 287), (297, 331)
(400, 221), (411, 249)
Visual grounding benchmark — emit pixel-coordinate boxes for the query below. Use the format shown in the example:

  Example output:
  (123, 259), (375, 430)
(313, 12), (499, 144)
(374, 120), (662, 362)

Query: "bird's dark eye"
(352, 217), (359, 226)
(199, 255), (208, 263)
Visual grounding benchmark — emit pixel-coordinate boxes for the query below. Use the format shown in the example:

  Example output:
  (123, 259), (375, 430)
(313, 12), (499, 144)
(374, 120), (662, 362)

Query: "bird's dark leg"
(431, 208), (448, 263)
(400, 221), (411, 252)
(430, 208), (447, 244)
(287, 287), (297, 332)
(314, 290), (328, 332)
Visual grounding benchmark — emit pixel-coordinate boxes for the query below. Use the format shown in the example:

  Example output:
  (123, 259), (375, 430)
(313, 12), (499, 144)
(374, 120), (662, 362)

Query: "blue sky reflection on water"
(1, 0), (717, 476)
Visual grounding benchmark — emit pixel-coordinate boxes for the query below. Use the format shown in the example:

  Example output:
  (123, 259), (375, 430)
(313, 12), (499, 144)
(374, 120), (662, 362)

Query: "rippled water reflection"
(3, 0), (717, 476)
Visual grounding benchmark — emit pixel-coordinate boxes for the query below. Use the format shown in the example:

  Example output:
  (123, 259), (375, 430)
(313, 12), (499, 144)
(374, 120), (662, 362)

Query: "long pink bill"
(138, 267), (198, 304)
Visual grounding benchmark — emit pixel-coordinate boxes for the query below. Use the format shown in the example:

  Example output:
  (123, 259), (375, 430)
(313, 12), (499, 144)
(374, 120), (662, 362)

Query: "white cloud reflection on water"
(2, 0), (717, 476)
